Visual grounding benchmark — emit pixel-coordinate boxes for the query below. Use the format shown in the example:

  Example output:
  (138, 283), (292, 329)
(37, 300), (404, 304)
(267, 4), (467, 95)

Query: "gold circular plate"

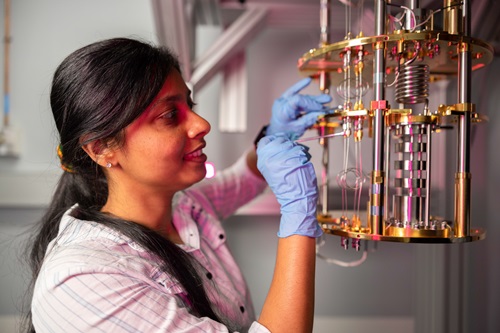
(321, 225), (486, 243)
(298, 31), (494, 85)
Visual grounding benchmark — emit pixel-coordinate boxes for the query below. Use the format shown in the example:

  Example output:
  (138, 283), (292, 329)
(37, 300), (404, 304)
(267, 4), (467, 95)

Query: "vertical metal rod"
(319, 0), (331, 217)
(404, 0), (420, 30)
(454, 0), (471, 238)
(425, 123), (431, 227)
(369, 0), (386, 235)
(320, 0), (330, 46)
(321, 137), (329, 216)
(384, 126), (391, 224)
(458, 0), (471, 174)
(373, 0), (385, 169)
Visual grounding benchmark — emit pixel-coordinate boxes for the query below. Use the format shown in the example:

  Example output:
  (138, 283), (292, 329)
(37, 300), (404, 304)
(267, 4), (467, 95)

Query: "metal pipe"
(321, 138), (329, 216)
(319, 0), (331, 217)
(384, 126), (391, 224)
(454, 0), (471, 237)
(425, 123), (431, 227)
(369, 0), (386, 235)
(320, 0), (330, 46)
(373, 0), (386, 169)
(404, 0), (419, 30)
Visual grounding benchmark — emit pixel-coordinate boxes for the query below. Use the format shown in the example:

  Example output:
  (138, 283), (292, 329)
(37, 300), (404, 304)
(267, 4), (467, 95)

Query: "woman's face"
(110, 69), (211, 194)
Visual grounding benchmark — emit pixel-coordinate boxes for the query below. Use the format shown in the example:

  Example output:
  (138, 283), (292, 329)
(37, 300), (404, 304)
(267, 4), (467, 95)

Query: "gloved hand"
(267, 77), (332, 140)
(257, 133), (323, 238)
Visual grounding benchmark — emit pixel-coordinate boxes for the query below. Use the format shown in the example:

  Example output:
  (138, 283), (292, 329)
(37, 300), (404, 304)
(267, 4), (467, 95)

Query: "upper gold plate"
(298, 31), (494, 84)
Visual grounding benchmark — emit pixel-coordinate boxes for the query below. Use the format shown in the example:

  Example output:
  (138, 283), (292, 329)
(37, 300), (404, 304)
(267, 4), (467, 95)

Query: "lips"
(186, 149), (202, 158)
(184, 147), (207, 162)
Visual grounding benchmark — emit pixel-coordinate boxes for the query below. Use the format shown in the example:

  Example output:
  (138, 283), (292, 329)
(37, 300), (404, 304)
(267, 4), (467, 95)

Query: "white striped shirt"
(32, 153), (270, 332)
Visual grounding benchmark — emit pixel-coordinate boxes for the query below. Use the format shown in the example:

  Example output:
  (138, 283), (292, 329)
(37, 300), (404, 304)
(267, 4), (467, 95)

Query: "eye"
(159, 109), (178, 122)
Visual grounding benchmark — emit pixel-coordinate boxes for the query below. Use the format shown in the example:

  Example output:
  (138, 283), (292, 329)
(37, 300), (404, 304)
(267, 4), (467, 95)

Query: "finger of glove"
(256, 134), (276, 148)
(256, 133), (290, 152)
(281, 77), (312, 98)
(280, 94), (329, 122)
(313, 93), (332, 104)
(290, 112), (325, 132)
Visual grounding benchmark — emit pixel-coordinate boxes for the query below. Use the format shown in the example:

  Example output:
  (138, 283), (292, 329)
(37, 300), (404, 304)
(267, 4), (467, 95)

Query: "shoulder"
(42, 211), (168, 289)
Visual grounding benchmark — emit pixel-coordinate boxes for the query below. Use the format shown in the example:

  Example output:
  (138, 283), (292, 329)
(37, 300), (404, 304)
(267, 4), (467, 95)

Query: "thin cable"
(295, 131), (344, 143)
(400, 6), (416, 31)
(317, 250), (368, 267)
(344, 0), (353, 39)
(355, 137), (363, 217)
(358, 0), (365, 35)
(413, 9), (442, 31)
(343, 134), (350, 215)
(316, 237), (369, 267)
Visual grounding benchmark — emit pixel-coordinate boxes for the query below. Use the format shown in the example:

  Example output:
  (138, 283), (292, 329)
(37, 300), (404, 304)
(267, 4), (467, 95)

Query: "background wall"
(0, 1), (498, 333)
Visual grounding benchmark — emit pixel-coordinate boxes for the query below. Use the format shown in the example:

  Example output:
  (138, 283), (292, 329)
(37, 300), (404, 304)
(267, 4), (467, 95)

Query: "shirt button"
(240, 306), (245, 313)
(206, 272), (213, 280)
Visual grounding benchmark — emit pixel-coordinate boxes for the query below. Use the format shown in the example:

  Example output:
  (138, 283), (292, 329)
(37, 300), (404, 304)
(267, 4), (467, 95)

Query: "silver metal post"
(319, 0), (331, 217)
(454, 0), (471, 237)
(369, 0), (386, 235)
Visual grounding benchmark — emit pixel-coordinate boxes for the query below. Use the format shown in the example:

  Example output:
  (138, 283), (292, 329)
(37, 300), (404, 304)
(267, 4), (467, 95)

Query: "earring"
(106, 162), (112, 168)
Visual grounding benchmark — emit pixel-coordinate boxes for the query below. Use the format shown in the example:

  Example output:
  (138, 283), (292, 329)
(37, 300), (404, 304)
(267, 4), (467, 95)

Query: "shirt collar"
(172, 192), (226, 251)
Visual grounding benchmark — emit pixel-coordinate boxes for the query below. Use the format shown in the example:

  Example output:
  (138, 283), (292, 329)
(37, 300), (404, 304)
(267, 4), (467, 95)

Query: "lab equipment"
(298, 0), (491, 245)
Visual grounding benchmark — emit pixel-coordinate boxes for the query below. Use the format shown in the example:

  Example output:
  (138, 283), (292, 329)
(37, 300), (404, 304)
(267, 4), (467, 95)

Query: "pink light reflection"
(205, 162), (216, 179)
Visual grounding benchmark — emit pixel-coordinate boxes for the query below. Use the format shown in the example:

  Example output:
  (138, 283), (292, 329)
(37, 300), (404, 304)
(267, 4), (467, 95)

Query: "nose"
(187, 111), (211, 139)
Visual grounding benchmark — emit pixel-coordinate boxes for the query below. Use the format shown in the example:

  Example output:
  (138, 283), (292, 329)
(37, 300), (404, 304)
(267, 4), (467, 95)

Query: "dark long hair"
(23, 38), (225, 332)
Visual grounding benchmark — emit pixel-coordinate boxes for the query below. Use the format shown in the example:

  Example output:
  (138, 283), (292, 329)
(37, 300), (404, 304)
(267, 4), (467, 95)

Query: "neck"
(101, 190), (183, 244)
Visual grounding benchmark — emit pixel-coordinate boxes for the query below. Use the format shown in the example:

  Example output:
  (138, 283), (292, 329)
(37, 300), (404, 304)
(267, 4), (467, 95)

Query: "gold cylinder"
(454, 172), (471, 237)
(443, 0), (462, 35)
(319, 70), (331, 94)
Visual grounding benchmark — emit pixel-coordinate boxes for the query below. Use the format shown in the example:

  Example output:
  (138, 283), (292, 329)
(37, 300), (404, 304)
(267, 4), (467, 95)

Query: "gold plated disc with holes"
(317, 211), (485, 243)
(298, 31), (494, 84)
(322, 225), (486, 244)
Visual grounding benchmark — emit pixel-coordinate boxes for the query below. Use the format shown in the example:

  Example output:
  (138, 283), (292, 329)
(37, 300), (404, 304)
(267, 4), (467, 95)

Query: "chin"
(190, 169), (208, 184)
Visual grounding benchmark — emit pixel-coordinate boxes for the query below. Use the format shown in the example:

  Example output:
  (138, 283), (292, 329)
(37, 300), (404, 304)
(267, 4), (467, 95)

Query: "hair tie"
(57, 144), (75, 173)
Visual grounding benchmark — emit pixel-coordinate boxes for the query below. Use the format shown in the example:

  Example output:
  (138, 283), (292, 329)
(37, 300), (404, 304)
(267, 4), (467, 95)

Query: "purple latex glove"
(257, 133), (322, 238)
(267, 77), (332, 140)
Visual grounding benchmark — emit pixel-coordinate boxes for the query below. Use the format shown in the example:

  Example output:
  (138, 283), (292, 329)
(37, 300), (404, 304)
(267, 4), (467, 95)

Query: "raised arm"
(255, 134), (323, 333)
(245, 78), (330, 332)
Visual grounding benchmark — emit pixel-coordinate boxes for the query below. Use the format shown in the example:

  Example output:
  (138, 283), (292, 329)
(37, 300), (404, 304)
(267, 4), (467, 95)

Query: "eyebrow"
(153, 88), (192, 107)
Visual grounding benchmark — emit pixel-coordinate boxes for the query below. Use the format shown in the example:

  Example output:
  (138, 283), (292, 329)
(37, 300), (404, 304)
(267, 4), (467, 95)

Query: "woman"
(24, 37), (331, 332)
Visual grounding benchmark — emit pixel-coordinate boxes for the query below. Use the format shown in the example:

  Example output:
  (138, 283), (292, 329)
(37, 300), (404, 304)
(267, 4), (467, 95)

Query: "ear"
(81, 138), (117, 168)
